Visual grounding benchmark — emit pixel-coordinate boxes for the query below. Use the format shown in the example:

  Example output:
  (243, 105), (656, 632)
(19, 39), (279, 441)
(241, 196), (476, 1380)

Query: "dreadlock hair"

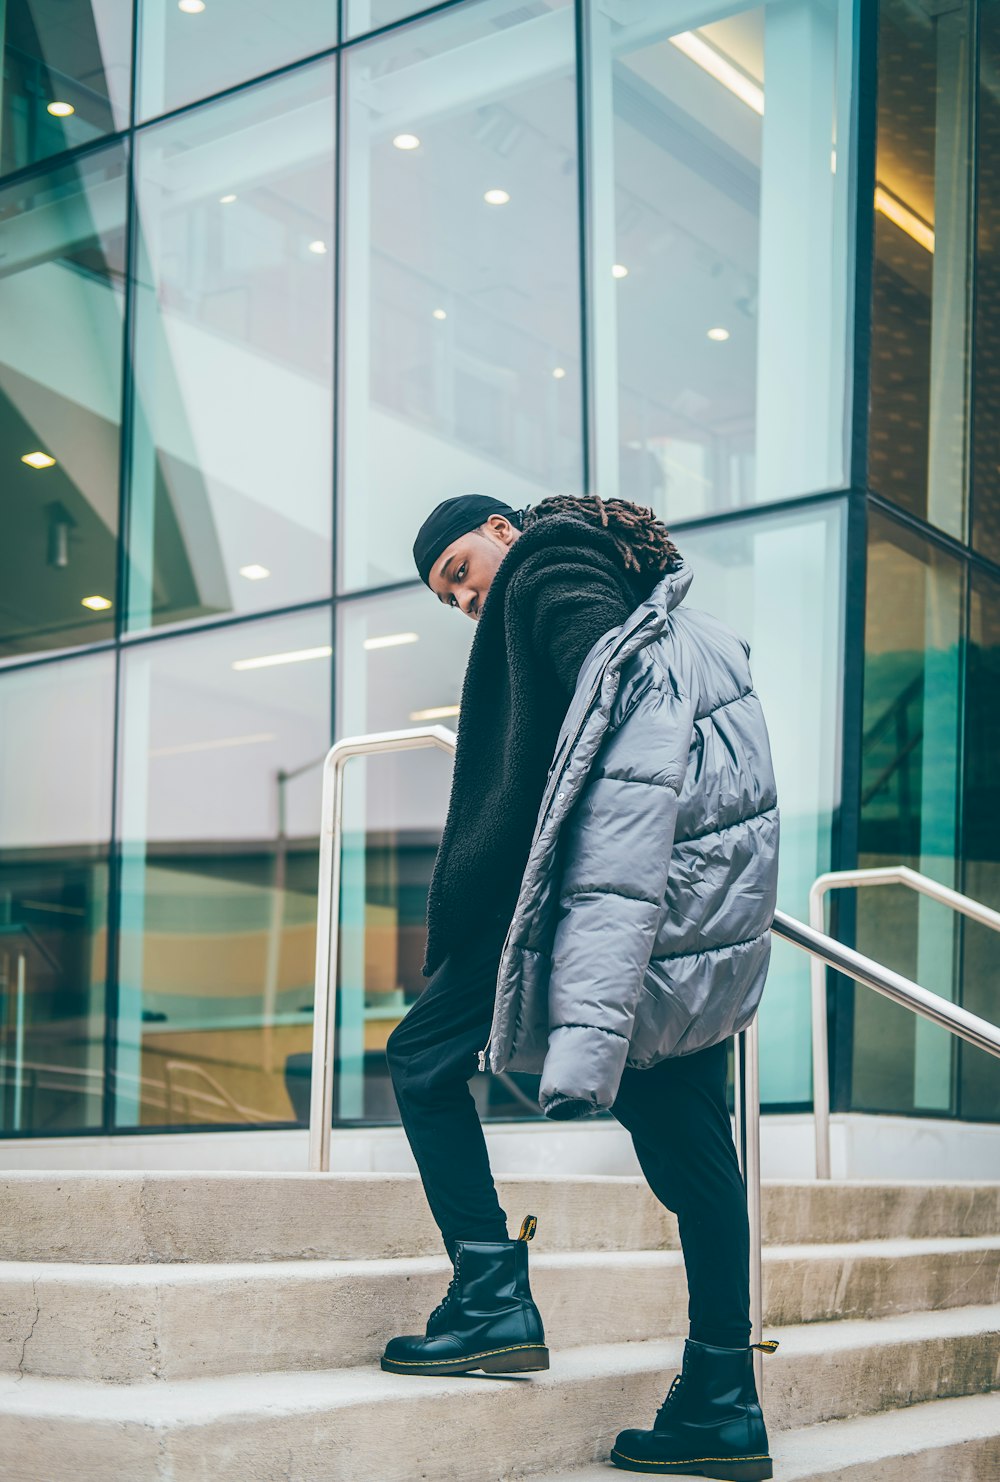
(517, 494), (682, 578)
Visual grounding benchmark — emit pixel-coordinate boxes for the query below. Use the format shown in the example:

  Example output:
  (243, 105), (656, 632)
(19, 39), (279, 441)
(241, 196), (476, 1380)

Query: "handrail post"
(308, 726), (458, 1173)
(809, 881), (833, 1180)
(734, 1023), (764, 1395)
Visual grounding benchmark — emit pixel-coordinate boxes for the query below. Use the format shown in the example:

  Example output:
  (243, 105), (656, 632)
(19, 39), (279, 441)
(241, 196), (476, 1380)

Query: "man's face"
(427, 514), (520, 621)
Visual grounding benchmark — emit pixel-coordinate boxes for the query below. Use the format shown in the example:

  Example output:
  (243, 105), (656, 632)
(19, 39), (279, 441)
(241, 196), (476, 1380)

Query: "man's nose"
(459, 587), (478, 618)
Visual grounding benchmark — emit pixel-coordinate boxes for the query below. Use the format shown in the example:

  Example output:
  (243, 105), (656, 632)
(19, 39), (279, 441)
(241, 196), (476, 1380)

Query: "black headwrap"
(412, 494), (524, 587)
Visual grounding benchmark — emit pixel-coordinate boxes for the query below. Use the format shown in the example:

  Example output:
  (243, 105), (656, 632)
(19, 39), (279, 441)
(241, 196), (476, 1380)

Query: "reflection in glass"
(593, 0), (853, 522)
(126, 63), (335, 636)
(137, 0), (339, 123)
(972, 0), (1000, 564)
(334, 589), (541, 1120)
(344, 0), (437, 42)
(869, 0), (975, 540)
(853, 514), (963, 1114)
(0, 146), (127, 663)
(959, 568), (1000, 1121)
(1, 0), (132, 176)
(0, 653), (114, 1133)
(680, 500), (844, 1106)
(114, 609), (330, 1128)
(339, 0), (583, 593)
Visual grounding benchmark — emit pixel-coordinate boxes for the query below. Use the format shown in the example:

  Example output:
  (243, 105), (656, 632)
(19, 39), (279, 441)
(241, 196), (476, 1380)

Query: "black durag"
(412, 494), (524, 587)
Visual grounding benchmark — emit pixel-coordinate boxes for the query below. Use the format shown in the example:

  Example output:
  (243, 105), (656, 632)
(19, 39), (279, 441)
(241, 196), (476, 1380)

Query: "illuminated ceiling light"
(47, 101), (75, 117)
(308, 240), (328, 254)
(707, 327), (730, 341)
(238, 563), (270, 580)
(81, 595), (112, 611)
(432, 308), (447, 320)
(552, 367), (567, 379)
(21, 451), (56, 469)
(612, 263), (629, 279)
(410, 704), (460, 721)
(219, 192), (237, 203)
(875, 184), (934, 254)
(484, 188), (510, 206)
(363, 631), (419, 651)
(670, 32), (764, 116)
(178, 0), (206, 12)
(149, 731), (275, 759)
(232, 645), (332, 671)
(393, 133), (421, 150)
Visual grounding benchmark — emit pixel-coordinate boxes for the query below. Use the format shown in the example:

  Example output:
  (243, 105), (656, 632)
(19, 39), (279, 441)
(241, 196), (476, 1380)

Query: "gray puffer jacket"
(482, 560), (779, 1120)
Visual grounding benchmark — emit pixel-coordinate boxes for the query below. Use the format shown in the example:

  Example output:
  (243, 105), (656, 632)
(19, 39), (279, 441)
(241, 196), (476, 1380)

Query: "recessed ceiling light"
(232, 645), (332, 671)
(363, 631), (419, 651)
(47, 101), (75, 118)
(21, 451), (56, 469)
(308, 240), (328, 254)
(432, 308), (447, 321)
(552, 367), (567, 380)
(484, 189), (510, 206)
(178, 0), (206, 12)
(393, 133), (421, 150)
(219, 193), (237, 203)
(707, 327), (730, 341)
(239, 563), (270, 580)
(410, 704), (460, 721)
(612, 263), (629, 279)
(81, 595), (112, 611)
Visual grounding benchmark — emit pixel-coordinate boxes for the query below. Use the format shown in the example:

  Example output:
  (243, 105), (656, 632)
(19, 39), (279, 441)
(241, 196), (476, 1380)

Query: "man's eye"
(457, 563), (466, 580)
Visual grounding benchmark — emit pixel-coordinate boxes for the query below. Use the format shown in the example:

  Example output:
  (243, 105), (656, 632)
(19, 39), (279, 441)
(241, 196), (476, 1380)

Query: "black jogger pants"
(385, 919), (752, 1349)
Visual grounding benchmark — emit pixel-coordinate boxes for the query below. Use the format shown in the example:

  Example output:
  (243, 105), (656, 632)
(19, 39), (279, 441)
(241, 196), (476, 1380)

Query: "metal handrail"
(807, 867), (1000, 1179)
(309, 730), (1000, 1396)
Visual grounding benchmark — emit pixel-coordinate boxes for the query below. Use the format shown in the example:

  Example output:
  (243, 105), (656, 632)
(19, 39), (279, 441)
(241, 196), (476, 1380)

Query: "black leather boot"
(380, 1215), (548, 1377)
(610, 1337), (777, 1478)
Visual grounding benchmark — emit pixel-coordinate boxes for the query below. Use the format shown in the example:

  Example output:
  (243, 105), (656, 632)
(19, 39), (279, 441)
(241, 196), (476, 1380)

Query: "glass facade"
(1, 0), (998, 1142)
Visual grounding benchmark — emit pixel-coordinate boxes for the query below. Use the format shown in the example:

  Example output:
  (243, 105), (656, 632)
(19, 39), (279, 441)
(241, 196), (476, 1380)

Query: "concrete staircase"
(0, 1172), (998, 1480)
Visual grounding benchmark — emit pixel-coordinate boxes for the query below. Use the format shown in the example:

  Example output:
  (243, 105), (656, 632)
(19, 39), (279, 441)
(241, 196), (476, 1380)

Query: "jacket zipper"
(477, 609), (660, 1077)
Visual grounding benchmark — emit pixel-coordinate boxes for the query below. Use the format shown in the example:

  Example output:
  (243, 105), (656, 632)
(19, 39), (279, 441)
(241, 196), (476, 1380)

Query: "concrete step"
(3, 1172), (999, 1263)
(2, 1238), (998, 1383)
(539, 1392), (1000, 1482)
(0, 1307), (997, 1482)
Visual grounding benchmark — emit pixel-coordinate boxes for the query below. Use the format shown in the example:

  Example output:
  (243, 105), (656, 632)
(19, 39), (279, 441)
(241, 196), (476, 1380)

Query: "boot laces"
(428, 1250), (462, 1330)
(654, 1371), (685, 1429)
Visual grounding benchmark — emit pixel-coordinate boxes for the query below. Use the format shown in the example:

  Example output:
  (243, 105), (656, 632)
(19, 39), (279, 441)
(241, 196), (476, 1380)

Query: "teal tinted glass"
(338, 0), (582, 593)
(854, 513), (964, 1115)
(1, 1), (132, 176)
(0, 144), (127, 662)
(0, 652), (115, 1133)
(126, 62), (336, 635)
(114, 609), (331, 1130)
(137, 0), (339, 122)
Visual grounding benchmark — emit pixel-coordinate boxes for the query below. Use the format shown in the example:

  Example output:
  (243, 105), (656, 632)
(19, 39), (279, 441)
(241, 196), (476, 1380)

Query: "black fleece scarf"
(422, 513), (653, 977)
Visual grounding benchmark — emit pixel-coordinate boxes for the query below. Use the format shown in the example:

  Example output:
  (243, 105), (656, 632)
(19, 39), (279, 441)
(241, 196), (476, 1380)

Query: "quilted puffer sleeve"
(540, 679), (695, 1120)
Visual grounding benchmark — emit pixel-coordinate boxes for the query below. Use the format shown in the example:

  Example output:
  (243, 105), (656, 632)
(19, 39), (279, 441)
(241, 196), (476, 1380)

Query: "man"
(381, 492), (779, 1480)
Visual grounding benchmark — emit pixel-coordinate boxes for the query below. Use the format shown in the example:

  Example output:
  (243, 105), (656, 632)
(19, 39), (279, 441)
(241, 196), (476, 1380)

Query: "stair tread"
(1, 1305), (997, 1420)
(536, 1392), (1000, 1481)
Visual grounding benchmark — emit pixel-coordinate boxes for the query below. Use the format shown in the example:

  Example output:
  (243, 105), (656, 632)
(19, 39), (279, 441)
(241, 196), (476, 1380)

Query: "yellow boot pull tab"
(752, 1339), (779, 1355)
(517, 1215), (538, 1242)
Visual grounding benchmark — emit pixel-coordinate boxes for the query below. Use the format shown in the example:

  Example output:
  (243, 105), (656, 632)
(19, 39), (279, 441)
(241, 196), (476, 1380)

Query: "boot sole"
(610, 1449), (773, 1480)
(380, 1342), (550, 1377)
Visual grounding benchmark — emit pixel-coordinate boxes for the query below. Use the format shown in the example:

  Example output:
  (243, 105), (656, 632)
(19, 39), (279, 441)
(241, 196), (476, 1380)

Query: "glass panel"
(971, 0), (1000, 565)
(126, 63), (335, 636)
(338, 0), (583, 593)
(659, 500), (845, 1107)
(852, 513), (963, 1114)
(590, 0), (854, 522)
(869, 0), (975, 540)
(0, 653), (114, 1134)
(333, 588), (540, 1120)
(959, 566), (1000, 1121)
(114, 609), (330, 1128)
(344, 0), (442, 42)
(1, 0), (132, 176)
(137, 0), (339, 124)
(0, 145), (127, 663)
